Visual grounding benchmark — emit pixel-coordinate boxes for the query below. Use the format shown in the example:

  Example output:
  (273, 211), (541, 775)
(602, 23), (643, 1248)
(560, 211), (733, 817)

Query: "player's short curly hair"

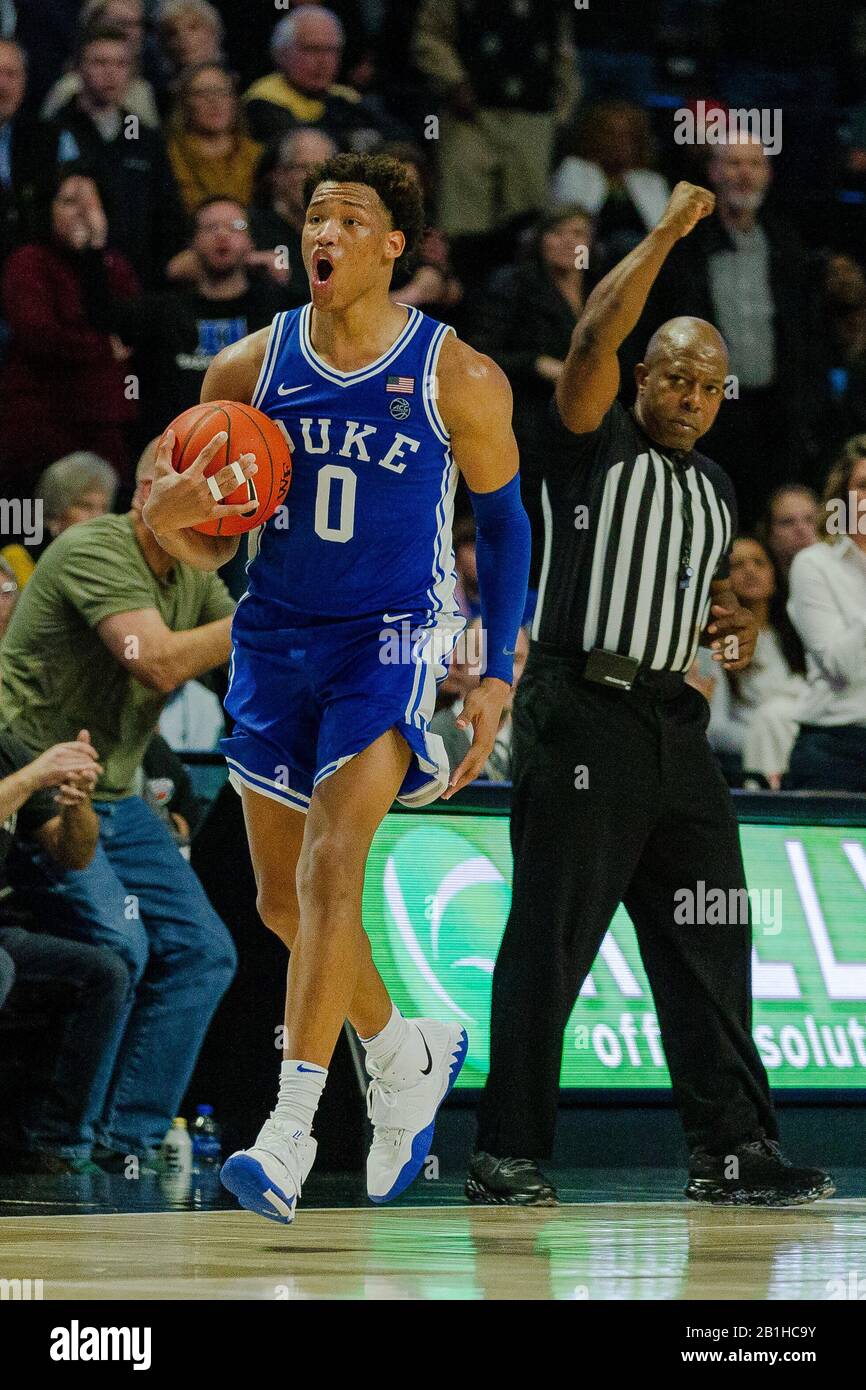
(303, 152), (425, 271)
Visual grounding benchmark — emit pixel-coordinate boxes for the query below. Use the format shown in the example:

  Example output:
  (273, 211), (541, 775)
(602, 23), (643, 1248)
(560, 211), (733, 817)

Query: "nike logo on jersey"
(383, 612), (412, 623)
(277, 383), (312, 395)
(418, 1031), (433, 1076)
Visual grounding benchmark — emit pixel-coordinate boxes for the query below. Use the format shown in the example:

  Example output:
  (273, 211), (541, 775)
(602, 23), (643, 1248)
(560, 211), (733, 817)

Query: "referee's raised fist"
(661, 182), (716, 240)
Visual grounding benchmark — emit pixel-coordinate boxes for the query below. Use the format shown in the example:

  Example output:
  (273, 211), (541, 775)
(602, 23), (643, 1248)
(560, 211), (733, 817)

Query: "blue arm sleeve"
(467, 474), (532, 684)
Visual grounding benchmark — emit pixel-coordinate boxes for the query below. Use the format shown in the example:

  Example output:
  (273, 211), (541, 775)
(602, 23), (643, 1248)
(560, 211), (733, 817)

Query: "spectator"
(377, 140), (462, 318)
(41, 23), (185, 285)
(0, 39), (37, 270)
(787, 437), (866, 791)
(0, 451), (119, 586)
(250, 125), (336, 303)
(431, 621), (529, 782)
(452, 516), (479, 621)
(82, 195), (289, 439)
(824, 251), (866, 367)
(0, 437), (238, 1167)
(822, 251), (866, 444)
(0, 170), (139, 500)
(156, 0), (224, 85)
(36, 450), (119, 540)
(550, 101), (670, 265)
(264, 0), (370, 83)
(41, 0), (160, 130)
(691, 537), (807, 788)
(0, 727), (131, 1175)
(471, 204), (593, 582)
(624, 135), (826, 527)
(757, 482), (819, 580)
(167, 62), (262, 216)
(411, 0), (579, 267)
(243, 7), (402, 150)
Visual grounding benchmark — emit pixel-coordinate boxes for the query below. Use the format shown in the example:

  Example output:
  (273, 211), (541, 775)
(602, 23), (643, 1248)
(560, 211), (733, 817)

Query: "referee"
(467, 182), (833, 1208)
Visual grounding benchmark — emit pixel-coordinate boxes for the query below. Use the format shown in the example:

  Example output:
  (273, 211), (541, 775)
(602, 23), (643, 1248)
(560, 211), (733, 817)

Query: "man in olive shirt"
(0, 440), (238, 1164)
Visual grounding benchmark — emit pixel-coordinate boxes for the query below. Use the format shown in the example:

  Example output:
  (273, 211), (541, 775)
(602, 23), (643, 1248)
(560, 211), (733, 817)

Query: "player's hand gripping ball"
(167, 400), (292, 535)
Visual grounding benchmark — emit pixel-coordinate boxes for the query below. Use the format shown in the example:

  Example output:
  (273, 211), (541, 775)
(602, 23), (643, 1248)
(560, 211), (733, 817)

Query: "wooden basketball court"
(1, 1182), (863, 1300)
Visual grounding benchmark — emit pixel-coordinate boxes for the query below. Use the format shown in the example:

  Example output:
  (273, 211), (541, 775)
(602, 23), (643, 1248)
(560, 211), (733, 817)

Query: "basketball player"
(142, 154), (531, 1223)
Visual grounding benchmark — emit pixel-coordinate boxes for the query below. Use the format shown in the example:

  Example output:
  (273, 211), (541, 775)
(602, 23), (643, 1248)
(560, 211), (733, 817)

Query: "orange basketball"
(167, 400), (292, 535)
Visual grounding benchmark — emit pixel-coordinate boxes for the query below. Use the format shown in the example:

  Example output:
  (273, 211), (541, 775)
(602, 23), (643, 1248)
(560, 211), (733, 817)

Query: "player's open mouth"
(313, 256), (334, 286)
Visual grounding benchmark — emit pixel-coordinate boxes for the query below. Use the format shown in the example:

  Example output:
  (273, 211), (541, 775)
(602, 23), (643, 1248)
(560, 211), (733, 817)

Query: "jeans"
(0, 927), (130, 1159)
(31, 795), (237, 1154)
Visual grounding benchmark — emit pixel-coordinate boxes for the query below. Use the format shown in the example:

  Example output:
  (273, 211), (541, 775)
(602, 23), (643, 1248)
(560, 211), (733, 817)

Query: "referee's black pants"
(476, 650), (778, 1161)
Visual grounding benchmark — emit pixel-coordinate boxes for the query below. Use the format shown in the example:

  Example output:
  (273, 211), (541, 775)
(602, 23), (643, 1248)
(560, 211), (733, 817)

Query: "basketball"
(166, 400), (292, 535)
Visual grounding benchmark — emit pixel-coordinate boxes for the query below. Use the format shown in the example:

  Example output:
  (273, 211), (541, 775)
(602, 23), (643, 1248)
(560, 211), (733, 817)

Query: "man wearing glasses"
(80, 194), (291, 445)
(250, 127), (337, 305)
(243, 7), (404, 150)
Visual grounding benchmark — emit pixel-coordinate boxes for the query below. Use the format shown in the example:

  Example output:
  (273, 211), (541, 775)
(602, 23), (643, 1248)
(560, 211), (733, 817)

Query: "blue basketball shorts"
(221, 604), (465, 815)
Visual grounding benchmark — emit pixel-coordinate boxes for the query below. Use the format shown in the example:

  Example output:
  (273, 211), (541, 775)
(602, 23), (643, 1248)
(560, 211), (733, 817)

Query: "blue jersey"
(222, 304), (465, 813)
(241, 302), (460, 627)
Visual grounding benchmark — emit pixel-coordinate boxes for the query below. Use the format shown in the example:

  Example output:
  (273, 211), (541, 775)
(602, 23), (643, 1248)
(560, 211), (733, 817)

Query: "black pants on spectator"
(0, 926), (130, 1158)
(787, 724), (866, 793)
(476, 650), (778, 1161)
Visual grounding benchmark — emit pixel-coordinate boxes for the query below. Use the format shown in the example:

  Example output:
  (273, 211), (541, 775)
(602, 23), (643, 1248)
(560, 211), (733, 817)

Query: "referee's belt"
(529, 641), (686, 698)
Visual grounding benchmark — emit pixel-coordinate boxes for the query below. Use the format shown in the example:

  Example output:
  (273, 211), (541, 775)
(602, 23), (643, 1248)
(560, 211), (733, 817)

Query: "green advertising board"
(363, 811), (866, 1089)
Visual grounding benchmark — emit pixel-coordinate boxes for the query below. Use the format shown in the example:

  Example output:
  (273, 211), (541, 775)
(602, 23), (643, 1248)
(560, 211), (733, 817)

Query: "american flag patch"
(386, 375), (415, 394)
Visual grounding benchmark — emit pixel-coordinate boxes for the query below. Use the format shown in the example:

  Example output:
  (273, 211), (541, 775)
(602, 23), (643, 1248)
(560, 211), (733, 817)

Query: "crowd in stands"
(0, 0), (865, 1174)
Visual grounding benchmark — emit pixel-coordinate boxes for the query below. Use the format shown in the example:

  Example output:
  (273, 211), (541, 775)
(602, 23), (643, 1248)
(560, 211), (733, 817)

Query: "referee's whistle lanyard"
(630, 408), (694, 591)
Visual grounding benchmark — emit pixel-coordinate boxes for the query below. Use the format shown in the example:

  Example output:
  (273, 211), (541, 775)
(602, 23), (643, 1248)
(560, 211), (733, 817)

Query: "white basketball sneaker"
(220, 1118), (317, 1225)
(366, 1019), (468, 1204)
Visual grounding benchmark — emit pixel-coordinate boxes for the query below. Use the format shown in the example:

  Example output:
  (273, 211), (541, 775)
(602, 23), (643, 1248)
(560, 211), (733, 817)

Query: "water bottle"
(192, 1104), (222, 1168)
(161, 1117), (193, 1177)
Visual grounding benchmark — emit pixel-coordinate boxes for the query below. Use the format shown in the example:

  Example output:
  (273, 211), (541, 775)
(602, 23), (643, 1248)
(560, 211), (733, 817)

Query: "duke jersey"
(244, 303), (460, 623)
(222, 303), (466, 815)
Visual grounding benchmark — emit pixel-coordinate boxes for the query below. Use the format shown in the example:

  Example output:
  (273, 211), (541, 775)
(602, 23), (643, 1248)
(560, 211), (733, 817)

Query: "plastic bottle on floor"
(192, 1104), (222, 1169)
(162, 1117), (193, 1177)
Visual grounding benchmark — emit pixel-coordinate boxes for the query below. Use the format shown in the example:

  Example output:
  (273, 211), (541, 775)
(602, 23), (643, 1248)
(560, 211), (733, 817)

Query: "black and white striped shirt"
(531, 402), (737, 672)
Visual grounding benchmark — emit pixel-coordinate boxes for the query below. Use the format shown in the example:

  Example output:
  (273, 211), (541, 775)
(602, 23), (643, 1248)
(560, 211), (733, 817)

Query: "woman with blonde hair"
(786, 435), (866, 790)
(167, 62), (262, 215)
(156, 0), (224, 80)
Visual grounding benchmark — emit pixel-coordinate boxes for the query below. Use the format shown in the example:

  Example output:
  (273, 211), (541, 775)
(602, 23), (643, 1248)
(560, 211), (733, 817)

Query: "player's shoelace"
(366, 1078), (433, 1143)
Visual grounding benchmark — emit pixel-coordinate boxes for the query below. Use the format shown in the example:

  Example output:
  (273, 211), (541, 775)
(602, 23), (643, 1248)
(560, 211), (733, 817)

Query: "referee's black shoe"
(685, 1138), (835, 1207)
(465, 1152), (558, 1206)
